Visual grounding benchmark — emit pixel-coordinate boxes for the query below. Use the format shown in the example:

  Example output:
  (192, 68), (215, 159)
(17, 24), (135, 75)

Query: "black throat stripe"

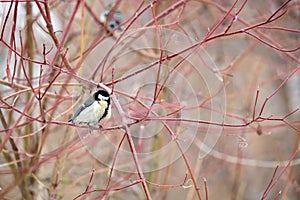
(99, 99), (110, 121)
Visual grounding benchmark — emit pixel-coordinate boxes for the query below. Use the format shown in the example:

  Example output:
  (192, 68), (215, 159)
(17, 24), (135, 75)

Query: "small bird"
(100, 9), (124, 31)
(68, 90), (111, 126)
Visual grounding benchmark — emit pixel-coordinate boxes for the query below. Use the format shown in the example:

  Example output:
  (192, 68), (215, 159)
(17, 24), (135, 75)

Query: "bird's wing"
(69, 95), (95, 122)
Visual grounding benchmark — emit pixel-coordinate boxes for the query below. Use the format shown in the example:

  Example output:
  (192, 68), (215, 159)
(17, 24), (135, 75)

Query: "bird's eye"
(109, 22), (116, 29)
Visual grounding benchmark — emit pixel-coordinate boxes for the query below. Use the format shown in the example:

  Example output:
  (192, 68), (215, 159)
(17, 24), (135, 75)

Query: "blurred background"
(0, 0), (300, 199)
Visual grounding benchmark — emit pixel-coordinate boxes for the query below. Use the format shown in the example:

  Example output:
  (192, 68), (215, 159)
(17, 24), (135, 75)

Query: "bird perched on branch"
(68, 90), (111, 126)
(100, 6), (124, 32)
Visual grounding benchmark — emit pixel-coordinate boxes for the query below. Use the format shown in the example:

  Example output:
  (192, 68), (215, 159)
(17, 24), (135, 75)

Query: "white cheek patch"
(99, 96), (110, 101)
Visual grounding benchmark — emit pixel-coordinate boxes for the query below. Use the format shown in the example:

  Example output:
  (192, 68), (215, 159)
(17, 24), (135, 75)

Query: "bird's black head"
(94, 90), (110, 102)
